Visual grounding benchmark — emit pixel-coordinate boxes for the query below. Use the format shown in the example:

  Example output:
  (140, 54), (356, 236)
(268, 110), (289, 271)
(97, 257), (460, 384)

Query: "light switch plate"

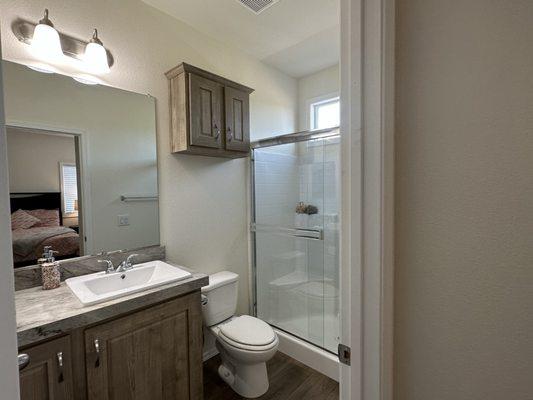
(117, 214), (130, 226)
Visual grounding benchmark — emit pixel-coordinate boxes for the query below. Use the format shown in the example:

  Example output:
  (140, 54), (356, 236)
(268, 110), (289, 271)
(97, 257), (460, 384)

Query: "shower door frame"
(249, 126), (340, 322)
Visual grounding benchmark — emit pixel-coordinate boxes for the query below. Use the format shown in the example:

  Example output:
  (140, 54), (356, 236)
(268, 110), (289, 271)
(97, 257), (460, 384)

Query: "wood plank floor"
(203, 352), (339, 399)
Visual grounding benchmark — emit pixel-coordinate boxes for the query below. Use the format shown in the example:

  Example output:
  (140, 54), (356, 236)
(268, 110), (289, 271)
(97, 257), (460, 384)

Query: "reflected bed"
(10, 193), (80, 267)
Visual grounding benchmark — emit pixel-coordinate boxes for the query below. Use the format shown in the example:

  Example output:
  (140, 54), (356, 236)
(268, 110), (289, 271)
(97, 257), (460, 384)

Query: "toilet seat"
(212, 315), (277, 351)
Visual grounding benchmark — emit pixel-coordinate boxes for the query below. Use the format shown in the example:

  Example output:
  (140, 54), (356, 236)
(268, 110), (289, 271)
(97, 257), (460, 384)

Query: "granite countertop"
(16, 264), (208, 348)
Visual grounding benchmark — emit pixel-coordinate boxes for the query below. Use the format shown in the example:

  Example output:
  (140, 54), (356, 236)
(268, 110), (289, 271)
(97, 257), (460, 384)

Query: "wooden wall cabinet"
(19, 291), (203, 400)
(166, 63), (254, 158)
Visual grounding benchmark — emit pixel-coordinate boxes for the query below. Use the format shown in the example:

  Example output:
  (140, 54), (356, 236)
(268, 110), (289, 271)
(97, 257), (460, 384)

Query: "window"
(60, 163), (78, 215)
(310, 97), (340, 130)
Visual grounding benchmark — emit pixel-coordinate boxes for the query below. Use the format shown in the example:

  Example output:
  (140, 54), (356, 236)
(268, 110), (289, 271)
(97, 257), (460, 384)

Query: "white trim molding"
(340, 0), (395, 398)
(0, 37), (21, 400)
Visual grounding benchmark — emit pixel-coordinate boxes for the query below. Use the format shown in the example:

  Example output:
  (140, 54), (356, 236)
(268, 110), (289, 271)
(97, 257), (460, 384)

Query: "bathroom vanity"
(16, 266), (208, 400)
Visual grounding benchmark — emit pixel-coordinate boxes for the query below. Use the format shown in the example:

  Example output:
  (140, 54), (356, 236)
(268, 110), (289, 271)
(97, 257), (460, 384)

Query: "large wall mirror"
(3, 60), (159, 268)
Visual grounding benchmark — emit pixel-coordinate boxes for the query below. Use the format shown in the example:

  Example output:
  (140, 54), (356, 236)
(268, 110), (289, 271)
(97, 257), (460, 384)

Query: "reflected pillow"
(26, 209), (60, 227)
(11, 209), (40, 230)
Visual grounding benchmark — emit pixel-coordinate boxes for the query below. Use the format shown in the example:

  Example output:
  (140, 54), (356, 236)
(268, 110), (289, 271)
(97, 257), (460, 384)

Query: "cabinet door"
(224, 86), (250, 152)
(19, 336), (74, 400)
(189, 73), (223, 149)
(85, 292), (203, 400)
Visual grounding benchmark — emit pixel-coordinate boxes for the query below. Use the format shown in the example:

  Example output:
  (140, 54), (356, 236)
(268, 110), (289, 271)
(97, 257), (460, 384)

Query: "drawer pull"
(57, 352), (64, 383)
(18, 354), (30, 371)
(94, 339), (100, 367)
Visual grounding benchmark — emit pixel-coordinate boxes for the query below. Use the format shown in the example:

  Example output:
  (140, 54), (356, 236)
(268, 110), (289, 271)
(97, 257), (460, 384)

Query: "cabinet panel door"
(19, 336), (74, 400)
(225, 86), (250, 152)
(189, 73), (223, 149)
(85, 293), (203, 400)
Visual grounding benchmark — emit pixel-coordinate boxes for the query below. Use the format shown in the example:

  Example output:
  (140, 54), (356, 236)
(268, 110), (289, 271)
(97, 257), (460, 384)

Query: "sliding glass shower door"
(252, 133), (340, 353)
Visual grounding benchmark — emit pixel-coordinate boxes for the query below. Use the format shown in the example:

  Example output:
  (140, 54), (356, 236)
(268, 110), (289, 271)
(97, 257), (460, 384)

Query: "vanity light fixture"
(83, 29), (110, 75)
(29, 9), (63, 63)
(13, 10), (115, 82)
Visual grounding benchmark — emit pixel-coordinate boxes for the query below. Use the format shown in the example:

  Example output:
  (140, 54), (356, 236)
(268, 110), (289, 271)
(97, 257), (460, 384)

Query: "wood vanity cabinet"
(18, 336), (74, 400)
(84, 293), (203, 400)
(18, 291), (203, 400)
(166, 62), (254, 158)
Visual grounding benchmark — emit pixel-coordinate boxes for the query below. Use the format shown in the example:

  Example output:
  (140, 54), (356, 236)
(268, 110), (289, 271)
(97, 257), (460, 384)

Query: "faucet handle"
(98, 260), (114, 273)
(125, 254), (139, 266)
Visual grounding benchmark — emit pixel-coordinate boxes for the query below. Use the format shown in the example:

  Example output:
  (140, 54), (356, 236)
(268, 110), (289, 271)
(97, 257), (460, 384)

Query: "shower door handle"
(250, 223), (323, 240)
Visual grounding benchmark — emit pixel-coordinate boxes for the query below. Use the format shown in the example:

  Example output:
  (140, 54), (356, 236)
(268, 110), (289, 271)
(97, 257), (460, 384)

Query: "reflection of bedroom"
(7, 127), (82, 267)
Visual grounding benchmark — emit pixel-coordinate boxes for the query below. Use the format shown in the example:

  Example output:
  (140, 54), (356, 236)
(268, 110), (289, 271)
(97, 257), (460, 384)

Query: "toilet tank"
(201, 271), (239, 326)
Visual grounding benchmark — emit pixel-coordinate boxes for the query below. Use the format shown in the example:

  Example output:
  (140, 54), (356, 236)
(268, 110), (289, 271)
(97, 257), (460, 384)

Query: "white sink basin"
(66, 260), (192, 306)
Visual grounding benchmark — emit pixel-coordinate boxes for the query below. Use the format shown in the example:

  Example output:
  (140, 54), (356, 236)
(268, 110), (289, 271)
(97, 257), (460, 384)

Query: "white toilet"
(202, 271), (279, 398)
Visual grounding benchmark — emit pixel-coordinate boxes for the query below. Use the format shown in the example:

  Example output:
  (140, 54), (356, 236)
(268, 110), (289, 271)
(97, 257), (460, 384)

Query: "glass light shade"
(73, 76), (99, 86)
(30, 23), (63, 62)
(83, 42), (110, 74)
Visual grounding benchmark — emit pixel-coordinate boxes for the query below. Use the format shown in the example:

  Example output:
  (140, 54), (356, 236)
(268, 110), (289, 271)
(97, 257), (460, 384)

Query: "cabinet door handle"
(57, 352), (64, 383)
(227, 127), (233, 142)
(94, 339), (100, 367)
(214, 123), (220, 140)
(18, 353), (30, 371)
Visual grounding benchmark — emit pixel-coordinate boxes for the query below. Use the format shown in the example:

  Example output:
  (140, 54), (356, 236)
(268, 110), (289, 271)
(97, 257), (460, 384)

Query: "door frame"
(5, 122), (94, 255)
(339, 0), (395, 399)
(0, 37), (21, 400)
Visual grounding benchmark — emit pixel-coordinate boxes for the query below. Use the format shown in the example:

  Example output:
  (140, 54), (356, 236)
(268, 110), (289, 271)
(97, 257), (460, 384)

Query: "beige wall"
(395, 1), (533, 399)
(297, 64), (339, 130)
(0, 0), (298, 314)
(6, 128), (75, 192)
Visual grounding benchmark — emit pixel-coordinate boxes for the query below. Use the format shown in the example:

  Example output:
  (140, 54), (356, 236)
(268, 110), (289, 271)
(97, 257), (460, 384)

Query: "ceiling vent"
(238, 0), (280, 14)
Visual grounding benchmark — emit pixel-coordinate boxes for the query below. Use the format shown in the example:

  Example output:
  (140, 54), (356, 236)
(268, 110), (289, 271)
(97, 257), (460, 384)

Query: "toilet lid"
(218, 315), (276, 347)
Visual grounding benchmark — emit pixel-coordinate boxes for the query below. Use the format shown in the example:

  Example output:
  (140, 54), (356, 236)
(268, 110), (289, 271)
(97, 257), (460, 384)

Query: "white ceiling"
(142, 0), (340, 78)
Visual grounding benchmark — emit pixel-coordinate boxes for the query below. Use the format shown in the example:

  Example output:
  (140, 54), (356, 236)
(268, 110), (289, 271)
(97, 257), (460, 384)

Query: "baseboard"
(274, 328), (340, 381)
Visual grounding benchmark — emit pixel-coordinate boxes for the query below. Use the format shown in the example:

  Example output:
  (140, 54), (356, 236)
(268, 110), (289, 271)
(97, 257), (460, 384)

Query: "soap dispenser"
(41, 246), (61, 290)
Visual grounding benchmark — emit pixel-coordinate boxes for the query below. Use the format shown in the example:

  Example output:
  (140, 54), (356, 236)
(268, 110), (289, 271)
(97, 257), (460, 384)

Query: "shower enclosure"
(251, 127), (340, 353)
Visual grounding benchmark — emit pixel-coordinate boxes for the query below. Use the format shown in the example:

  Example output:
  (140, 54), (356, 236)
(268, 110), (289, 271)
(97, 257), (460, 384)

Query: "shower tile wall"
(254, 145), (300, 324)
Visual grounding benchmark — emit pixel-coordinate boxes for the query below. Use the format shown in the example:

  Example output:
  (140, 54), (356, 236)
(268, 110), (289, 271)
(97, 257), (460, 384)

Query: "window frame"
(59, 162), (78, 217)
(310, 95), (340, 131)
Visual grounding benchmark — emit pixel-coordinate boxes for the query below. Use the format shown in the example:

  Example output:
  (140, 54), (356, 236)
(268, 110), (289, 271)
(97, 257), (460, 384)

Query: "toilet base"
(216, 342), (270, 398)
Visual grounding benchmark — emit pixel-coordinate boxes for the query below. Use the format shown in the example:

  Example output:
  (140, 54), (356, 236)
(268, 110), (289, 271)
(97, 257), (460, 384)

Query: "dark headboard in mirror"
(10, 193), (63, 224)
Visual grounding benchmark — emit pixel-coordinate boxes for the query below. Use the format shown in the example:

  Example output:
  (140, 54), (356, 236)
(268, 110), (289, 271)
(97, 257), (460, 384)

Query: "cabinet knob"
(214, 124), (220, 140)
(18, 353), (30, 371)
(227, 127), (233, 142)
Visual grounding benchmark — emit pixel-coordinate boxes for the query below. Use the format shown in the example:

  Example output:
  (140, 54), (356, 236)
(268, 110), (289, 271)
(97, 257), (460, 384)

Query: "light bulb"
(83, 29), (110, 74)
(30, 9), (63, 62)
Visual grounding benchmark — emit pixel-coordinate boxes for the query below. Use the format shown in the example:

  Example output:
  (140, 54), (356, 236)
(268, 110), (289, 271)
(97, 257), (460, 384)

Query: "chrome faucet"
(97, 259), (115, 274)
(116, 254), (139, 273)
